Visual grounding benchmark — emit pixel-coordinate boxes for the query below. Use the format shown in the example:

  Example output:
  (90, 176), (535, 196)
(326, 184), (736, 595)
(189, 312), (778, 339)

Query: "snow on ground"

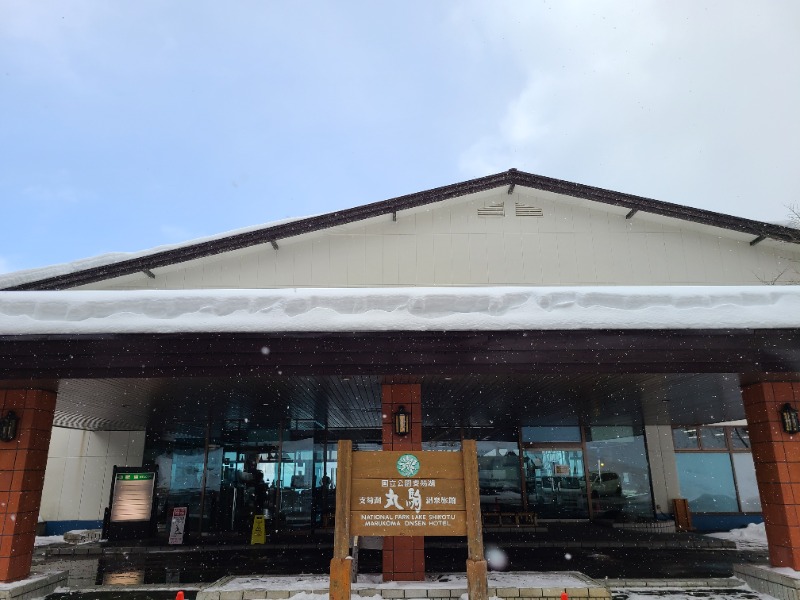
(767, 567), (800, 580)
(33, 535), (64, 546)
(205, 574), (776, 600)
(1, 286), (800, 335)
(706, 523), (768, 550)
(616, 590), (770, 600)
(205, 573), (784, 600)
(209, 572), (597, 593)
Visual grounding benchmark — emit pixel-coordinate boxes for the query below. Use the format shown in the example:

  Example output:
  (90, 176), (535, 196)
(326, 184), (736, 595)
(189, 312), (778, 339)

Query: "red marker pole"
(176, 592), (185, 600)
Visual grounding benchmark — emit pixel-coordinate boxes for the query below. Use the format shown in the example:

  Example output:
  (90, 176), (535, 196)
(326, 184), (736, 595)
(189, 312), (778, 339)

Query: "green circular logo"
(396, 454), (420, 477)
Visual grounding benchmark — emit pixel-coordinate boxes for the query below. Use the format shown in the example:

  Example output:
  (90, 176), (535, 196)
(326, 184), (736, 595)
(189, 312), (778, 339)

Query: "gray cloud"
(455, 1), (800, 222)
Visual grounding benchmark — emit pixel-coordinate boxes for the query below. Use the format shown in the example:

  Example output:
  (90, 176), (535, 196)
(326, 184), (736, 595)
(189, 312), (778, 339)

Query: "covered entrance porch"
(1, 301), (800, 580)
(45, 369), (748, 540)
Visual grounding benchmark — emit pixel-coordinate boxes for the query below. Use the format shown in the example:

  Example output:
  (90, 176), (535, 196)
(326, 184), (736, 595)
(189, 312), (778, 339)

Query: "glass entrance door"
(523, 448), (589, 519)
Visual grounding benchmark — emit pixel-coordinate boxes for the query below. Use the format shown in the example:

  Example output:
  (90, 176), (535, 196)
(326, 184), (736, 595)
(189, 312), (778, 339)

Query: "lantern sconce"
(0, 410), (19, 442)
(394, 406), (410, 436)
(780, 403), (799, 435)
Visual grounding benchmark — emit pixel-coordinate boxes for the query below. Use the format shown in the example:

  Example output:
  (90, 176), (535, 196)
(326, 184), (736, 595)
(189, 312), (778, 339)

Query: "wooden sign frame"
(330, 439), (487, 600)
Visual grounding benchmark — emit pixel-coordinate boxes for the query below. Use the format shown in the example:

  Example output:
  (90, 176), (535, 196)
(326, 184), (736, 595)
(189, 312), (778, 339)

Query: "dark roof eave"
(5, 169), (799, 291)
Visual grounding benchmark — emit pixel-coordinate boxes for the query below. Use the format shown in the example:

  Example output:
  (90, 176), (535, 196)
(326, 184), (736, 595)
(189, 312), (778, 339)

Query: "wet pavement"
(35, 545), (769, 587)
(89, 547), (766, 584)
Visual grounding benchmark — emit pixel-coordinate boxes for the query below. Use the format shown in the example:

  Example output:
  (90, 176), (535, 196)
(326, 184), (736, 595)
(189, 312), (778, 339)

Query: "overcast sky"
(1, 1), (798, 274)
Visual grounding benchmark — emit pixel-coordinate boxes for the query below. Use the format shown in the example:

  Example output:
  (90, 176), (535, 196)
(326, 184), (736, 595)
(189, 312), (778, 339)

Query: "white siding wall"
(40, 428), (146, 522)
(82, 189), (800, 291)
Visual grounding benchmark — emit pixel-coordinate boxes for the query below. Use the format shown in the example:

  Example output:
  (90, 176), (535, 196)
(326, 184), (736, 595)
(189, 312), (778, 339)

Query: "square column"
(742, 381), (800, 569)
(381, 382), (424, 582)
(641, 394), (680, 516)
(0, 389), (56, 582)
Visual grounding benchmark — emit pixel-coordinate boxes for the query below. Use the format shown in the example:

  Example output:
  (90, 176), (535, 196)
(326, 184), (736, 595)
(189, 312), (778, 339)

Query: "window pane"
(477, 441), (522, 512)
(585, 431), (653, 518)
(422, 440), (461, 451)
(588, 426), (634, 442)
(676, 453), (738, 513)
(521, 426), (581, 443)
(701, 427), (727, 450)
(730, 427), (751, 449)
(732, 453), (762, 512)
(672, 428), (699, 449)
(523, 449), (588, 519)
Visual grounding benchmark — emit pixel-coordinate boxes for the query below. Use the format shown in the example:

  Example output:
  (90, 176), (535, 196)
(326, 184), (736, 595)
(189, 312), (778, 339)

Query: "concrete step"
(196, 572), (611, 600)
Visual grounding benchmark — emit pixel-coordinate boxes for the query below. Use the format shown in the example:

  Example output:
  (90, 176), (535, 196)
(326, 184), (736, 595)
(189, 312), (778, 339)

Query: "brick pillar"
(742, 381), (800, 569)
(381, 383), (424, 582)
(0, 389), (56, 582)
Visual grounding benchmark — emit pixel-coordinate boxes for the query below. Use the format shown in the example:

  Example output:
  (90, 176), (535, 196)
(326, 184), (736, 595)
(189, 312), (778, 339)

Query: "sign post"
(330, 440), (353, 600)
(462, 440), (488, 600)
(329, 440), (487, 600)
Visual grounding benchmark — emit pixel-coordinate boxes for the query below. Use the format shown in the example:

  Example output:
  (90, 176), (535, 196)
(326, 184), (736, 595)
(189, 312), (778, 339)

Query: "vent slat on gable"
(515, 203), (543, 217)
(478, 203), (505, 217)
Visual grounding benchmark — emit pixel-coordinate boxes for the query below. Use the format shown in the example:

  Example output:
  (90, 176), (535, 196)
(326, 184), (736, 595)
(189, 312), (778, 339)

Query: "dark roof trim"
(2, 329), (800, 378)
(6, 169), (800, 290)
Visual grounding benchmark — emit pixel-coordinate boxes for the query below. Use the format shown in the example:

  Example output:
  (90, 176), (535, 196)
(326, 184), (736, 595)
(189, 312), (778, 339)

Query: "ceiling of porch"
(49, 372), (745, 434)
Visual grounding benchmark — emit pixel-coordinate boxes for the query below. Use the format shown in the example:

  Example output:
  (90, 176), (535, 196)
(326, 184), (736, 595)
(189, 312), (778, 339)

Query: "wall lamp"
(0, 410), (19, 442)
(394, 406), (410, 436)
(780, 403), (799, 435)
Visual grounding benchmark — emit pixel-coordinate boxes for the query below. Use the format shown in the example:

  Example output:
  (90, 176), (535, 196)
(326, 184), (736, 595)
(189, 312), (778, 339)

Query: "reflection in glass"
(521, 426), (581, 443)
(103, 570), (146, 585)
(732, 453), (761, 512)
(585, 429), (653, 519)
(275, 437), (314, 526)
(672, 428), (699, 449)
(422, 440), (461, 451)
(676, 453), (738, 512)
(701, 427), (727, 449)
(477, 442), (522, 512)
(523, 449), (588, 519)
(730, 427), (751, 449)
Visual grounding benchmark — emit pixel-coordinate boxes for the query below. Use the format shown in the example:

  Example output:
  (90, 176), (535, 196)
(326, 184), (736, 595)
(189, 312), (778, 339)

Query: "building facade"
(1, 169), (800, 582)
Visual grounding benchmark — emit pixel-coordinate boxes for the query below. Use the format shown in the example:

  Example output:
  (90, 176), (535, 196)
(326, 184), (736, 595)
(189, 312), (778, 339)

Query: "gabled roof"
(4, 168), (800, 291)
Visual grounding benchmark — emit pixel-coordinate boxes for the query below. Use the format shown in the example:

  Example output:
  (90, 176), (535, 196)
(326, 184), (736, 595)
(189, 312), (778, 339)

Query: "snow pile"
(208, 572), (595, 593)
(33, 535), (65, 547)
(770, 566), (800, 579)
(620, 591), (766, 600)
(706, 522), (767, 550)
(0, 286), (799, 335)
(0, 216), (306, 290)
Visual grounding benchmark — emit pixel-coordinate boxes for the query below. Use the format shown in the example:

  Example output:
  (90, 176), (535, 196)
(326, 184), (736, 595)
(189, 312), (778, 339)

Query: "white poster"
(169, 506), (187, 545)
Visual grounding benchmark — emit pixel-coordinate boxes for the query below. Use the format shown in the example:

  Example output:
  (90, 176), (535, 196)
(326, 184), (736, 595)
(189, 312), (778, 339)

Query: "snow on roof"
(0, 216), (306, 290)
(0, 286), (798, 335)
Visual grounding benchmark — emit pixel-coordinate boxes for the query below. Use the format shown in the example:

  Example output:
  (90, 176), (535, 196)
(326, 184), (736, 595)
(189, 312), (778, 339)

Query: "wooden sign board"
(351, 451), (466, 536)
(330, 440), (487, 600)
